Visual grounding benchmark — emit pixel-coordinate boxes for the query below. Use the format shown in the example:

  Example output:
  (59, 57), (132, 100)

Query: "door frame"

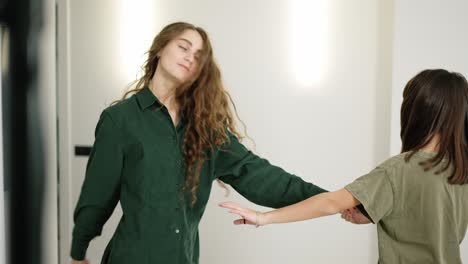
(57, 0), (74, 263)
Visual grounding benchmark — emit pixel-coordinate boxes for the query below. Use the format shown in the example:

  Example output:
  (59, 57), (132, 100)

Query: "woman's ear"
(156, 48), (162, 58)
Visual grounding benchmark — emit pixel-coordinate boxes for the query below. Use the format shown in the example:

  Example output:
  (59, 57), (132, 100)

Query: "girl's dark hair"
(401, 69), (468, 184)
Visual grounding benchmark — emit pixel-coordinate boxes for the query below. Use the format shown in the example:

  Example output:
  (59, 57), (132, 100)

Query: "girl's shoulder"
(377, 153), (407, 171)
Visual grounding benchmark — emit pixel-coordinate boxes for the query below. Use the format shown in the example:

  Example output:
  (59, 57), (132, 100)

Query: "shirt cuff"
(70, 236), (90, 261)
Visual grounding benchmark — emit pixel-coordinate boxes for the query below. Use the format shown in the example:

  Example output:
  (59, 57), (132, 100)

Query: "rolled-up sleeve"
(215, 134), (327, 208)
(70, 110), (124, 260)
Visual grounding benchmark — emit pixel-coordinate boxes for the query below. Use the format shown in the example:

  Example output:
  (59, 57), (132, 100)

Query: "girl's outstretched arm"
(219, 188), (361, 226)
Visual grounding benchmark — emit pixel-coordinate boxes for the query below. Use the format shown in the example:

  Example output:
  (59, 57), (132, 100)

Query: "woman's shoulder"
(101, 94), (139, 125)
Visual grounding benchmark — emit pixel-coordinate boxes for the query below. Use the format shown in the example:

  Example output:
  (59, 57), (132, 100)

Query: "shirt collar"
(136, 86), (187, 128)
(136, 86), (162, 110)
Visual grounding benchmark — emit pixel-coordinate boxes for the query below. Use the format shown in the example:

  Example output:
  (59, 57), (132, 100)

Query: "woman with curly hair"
(70, 22), (334, 264)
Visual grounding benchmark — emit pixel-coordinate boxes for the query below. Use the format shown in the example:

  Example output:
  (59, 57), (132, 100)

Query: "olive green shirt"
(71, 87), (327, 264)
(346, 151), (468, 264)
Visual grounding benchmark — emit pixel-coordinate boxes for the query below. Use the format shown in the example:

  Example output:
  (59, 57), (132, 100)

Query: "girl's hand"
(219, 202), (264, 227)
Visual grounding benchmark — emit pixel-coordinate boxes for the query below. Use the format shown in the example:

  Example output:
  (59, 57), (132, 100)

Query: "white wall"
(390, 0), (468, 260)
(390, 0), (468, 153)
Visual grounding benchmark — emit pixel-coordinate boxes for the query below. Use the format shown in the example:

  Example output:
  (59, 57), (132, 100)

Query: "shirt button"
(175, 229), (180, 234)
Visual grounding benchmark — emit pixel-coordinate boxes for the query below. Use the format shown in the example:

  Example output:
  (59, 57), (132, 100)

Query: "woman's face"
(158, 29), (204, 84)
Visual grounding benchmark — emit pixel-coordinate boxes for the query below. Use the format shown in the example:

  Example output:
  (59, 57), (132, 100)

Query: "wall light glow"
(290, 0), (329, 88)
(119, 0), (156, 83)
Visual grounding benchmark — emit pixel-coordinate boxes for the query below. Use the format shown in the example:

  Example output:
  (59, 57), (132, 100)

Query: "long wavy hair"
(401, 69), (468, 184)
(117, 22), (243, 205)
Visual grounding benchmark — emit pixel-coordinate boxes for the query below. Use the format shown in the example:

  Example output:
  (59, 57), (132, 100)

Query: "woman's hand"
(340, 207), (371, 224)
(72, 259), (90, 264)
(219, 202), (264, 227)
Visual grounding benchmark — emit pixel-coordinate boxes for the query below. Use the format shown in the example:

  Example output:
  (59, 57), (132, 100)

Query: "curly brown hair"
(116, 22), (242, 205)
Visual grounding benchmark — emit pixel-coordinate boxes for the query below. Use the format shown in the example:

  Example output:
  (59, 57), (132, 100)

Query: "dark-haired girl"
(221, 69), (468, 264)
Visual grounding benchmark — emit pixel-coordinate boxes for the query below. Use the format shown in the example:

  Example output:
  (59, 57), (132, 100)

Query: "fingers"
(72, 259), (90, 264)
(219, 202), (253, 213)
(339, 207), (371, 224)
(234, 219), (244, 225)
(228, 209), (243, 216)
(219, 201), (241, 210)
(228, 209), (251, 221)
(233, 218), (254, 225)
(340, 209), (353, 222)
(220, 201), (258, 225)
(219, 202), (252, 216)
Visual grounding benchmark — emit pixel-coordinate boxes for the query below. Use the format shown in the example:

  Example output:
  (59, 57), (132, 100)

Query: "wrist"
(260, 211), (270, 226)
